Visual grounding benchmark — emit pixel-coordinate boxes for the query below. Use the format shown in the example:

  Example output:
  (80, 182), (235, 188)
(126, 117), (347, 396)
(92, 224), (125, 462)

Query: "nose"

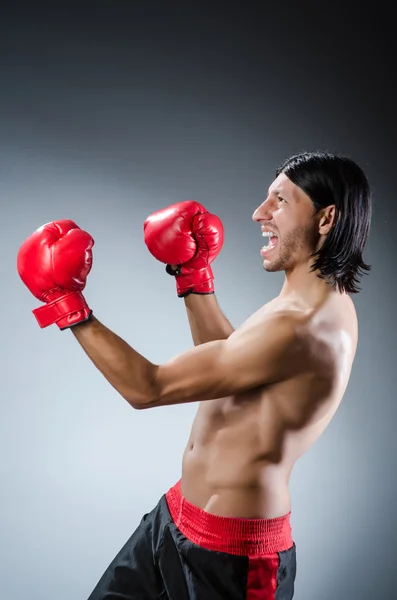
(252, 198), (273, 222)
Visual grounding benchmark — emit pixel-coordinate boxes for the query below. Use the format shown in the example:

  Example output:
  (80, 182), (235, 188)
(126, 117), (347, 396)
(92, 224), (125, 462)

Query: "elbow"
(124, 365), (162, 410)
(129, 401), (149, 411)
(124, 393), (159, 411)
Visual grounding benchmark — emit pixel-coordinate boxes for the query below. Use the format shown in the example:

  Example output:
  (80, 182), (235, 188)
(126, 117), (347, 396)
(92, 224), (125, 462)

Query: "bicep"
(151, 340), (233, 408)
(150, 316), (299, 408)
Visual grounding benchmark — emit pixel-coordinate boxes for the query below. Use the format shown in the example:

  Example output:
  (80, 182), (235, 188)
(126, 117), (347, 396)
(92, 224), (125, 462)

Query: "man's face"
(252, 173), (320, 273)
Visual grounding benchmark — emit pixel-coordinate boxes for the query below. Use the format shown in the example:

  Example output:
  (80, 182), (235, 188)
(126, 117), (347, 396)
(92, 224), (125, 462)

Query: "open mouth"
(261, 231), (278, 255)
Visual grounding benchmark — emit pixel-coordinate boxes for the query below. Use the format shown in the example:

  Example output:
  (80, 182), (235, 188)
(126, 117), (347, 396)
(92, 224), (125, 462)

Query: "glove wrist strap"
(33, 291), (92, 329)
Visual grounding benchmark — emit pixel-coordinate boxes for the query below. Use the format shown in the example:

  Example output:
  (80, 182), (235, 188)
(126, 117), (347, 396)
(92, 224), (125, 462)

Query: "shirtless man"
(17, 151), (372, 599)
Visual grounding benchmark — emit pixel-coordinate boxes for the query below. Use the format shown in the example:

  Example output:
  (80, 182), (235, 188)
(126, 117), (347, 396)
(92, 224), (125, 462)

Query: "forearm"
(184, 294), (235, 346)
(71, 316), (157, 408)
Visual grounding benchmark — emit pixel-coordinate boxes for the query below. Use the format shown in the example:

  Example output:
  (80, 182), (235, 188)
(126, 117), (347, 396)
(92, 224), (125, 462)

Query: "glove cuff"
(33, 291), (93, 329)
(166, 265), (215, 298)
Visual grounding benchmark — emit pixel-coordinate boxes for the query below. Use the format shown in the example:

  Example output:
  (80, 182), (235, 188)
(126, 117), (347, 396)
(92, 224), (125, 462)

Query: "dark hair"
(276, 151), (372, 294)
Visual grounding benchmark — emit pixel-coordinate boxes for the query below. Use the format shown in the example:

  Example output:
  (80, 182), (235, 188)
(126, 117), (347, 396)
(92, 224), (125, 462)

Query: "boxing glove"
(143, 201), (224, 297)
(17, 220), (94, 329)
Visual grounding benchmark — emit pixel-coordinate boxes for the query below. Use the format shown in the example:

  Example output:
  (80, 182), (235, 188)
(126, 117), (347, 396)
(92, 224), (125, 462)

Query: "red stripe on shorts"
(246, 554), (280, 599)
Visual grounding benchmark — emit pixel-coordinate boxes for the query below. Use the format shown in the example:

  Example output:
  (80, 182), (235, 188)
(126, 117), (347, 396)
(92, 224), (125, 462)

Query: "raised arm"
(70, 311), (300, 409)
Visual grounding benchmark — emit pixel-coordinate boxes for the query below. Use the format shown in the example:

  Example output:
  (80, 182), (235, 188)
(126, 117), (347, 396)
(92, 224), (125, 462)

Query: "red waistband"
(165, 480), (293, 556)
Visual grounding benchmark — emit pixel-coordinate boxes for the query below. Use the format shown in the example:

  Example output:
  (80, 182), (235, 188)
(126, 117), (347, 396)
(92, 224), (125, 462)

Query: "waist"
(182, 447), (292, 517)
(165, 479), (293, 556)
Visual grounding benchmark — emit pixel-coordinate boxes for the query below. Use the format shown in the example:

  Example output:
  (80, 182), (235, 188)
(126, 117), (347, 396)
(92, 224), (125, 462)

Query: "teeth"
(261, 230), (277, 252)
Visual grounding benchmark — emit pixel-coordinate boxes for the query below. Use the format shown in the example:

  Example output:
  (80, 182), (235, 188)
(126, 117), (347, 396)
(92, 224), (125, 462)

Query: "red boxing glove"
(143, 200), (224, 297)
(17, 220), (94, 329)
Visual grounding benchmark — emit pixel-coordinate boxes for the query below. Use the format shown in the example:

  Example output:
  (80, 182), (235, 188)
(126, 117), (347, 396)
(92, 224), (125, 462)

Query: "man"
(17, 151), (372, 599)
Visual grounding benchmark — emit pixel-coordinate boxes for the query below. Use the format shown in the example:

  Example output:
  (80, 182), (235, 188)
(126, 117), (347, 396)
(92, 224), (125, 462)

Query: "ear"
(318, 205), (336, 235)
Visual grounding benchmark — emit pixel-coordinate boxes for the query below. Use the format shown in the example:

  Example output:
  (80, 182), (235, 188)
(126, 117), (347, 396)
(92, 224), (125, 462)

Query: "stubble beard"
(263, 224), (317, 273)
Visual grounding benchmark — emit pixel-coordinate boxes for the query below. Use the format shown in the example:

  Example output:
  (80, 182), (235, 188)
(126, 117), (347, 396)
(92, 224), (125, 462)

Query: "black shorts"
(88, 480), (296, 599)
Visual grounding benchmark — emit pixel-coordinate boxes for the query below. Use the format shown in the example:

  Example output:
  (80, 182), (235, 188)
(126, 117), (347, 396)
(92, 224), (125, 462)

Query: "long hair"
(276, 151), (372, 294)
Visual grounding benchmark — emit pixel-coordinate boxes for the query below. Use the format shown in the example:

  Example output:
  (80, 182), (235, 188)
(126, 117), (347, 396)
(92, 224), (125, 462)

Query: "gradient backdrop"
(1, 3), (396, 599)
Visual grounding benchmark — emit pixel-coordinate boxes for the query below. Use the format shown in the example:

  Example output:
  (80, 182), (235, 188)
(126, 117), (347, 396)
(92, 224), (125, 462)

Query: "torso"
(180, 292), (358, 518)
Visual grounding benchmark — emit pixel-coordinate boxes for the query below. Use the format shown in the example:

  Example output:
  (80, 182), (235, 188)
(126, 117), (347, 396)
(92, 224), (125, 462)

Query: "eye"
(278, 196), (287, 203)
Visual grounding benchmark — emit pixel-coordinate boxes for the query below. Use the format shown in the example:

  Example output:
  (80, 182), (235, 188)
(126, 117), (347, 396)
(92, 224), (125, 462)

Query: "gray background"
(1, 2), (396, 599)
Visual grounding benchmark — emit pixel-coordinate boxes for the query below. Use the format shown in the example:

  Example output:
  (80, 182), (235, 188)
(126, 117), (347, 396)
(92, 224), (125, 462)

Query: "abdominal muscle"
(180, 383), (338, 519)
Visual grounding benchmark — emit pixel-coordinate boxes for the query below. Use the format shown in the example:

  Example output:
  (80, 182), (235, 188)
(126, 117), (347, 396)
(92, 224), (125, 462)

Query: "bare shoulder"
(295, 293), (359, 386)
(232, 294), (357, 379)
(308, 294), (358, 356)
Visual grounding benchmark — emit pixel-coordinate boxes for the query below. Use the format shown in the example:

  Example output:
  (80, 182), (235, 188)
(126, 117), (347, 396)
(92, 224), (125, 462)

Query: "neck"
(279, 262), (336, 306)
